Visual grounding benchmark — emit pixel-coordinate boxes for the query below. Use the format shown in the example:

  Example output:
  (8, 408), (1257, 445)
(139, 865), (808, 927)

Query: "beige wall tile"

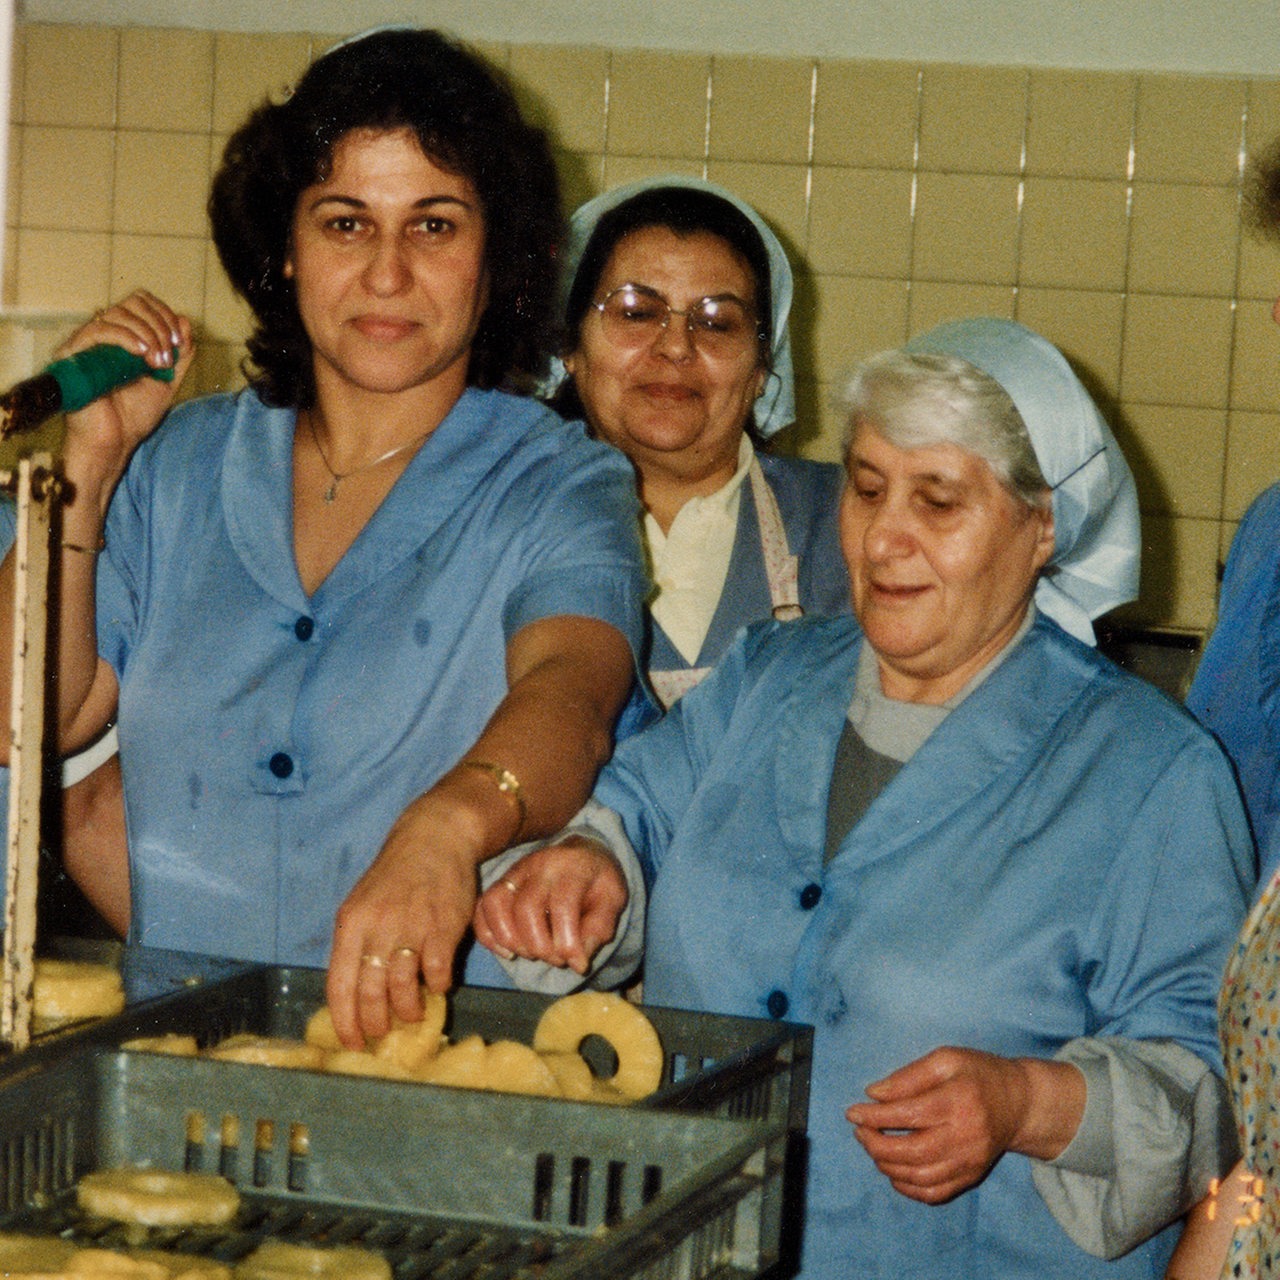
(1025, 70), (1135, 180)
(120, 29), (214, 134)
(1120, 294), (1234, 408)
(558, 152), (606, 215)
(807, 275), (910, 383)
(812, 60), (919, 169)
(203, 247), (254, 346)
(1014, 288), (1125, 391)
(24, 25), (117, 129)
(110, 234), (207, 317)
(212, 33), (312, 135)
(1246, 79), (1280, 154)
(1128, 183), (1240, 297)
(467, 39), (510, 74)
(1238, 223), (1280, 300)
(1228, 297), (1280, 411)
(807, 166), (913, 278)
(917, 64), (1027, 175)
(1134, 74), (1247, 185)
(1125, 513), (1220, 630)
(9, 24), (25, 127)
(1123, 404), (1227, 518)
(13, 228), (110, 311)
(601, 154), (703, 192)
(607, 50), (709, 160)
(1223, 409), (1280, 519)
(907, 282), (1016, 335)
(704, 160), (809, 253)
(114, 131), (213, 239)
(6, 125), (21, 230)
(18, 126), (115, 232)
(186, 337), (248, 399)
(912, 172), (1021, 284)
(708, 55), (814, 165)
(1019, 177), (1129, 292)
(799, 378), (851, 463)
(508, 45), (608, 155)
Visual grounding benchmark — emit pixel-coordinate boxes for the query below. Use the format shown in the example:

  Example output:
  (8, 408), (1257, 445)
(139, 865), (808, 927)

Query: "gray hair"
(838, 348), (1050, 509)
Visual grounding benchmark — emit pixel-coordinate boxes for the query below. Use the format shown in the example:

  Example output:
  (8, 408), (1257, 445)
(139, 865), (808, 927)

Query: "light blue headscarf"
(544, 176), (797, 438)
(906, 318), (1141, 645)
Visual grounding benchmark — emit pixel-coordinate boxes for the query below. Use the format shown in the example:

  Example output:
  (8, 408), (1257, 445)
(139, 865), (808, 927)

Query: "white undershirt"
(644, 436), (755, 665)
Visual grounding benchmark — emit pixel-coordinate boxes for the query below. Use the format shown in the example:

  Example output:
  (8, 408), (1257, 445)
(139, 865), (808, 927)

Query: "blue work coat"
(597, 613), (1252, 1278)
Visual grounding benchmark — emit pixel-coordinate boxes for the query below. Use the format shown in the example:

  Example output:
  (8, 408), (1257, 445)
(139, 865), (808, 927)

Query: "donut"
(481, 1041), (560, 1097)
(322, 1050), (416, 1081)
(302, 1008), (343, 1052)
(231, 1240), (390, 1280)
(123, 1251), (233, 1279)
(538, 1051), (595, 1100)
(76, 1169), (240, 1228)
(64, 1247), (232, 1278)
(32, 959), (125, 1024)
(419, 1034), (487, 1089)
(532, 992), (663, 1101)
(371, 992), (448, 1074)
(205, 1035), (326, 1070)
(0, 1231), (78, 1272)
(121, 1033), (200, 1057)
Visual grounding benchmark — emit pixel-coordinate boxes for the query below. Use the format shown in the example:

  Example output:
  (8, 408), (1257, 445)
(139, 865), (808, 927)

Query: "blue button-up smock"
(1188, 481), (1280, 885)
(94, 386), (646, 966)
(594, 612), (1252, 1279)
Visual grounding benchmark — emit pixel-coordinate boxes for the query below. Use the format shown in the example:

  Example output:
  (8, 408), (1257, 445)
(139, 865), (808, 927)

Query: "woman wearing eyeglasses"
(546, 178), (849, 716)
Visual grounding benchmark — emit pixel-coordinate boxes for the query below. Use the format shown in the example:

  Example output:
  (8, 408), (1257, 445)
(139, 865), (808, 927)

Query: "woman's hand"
(845, 1046), (1085, 1205)
(325, 785), (490, 1049)
(56, 291), (195, 506)
(473, 838), (628, 974)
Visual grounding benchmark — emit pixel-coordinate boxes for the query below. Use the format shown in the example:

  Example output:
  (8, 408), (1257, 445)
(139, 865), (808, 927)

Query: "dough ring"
(121, 1033), (199, 1057)
(231, 1240), (390, 1280)
(76, 1169), (240, 1228)
(33, 959), (125, 1023)
(372, 992), (448, 1073)
(532, 992), (663, 1100)
(302, 1007), (343, 1052)
(323, 1050), (416, 1081)
(205, 1035), (326, 1070)
(481, 1040), (560, 1096)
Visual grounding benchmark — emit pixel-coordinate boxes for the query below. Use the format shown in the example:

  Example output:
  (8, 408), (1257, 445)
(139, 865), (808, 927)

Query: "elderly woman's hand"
(473, 837), (628, 976)
(845, 1046), (1086, 1205)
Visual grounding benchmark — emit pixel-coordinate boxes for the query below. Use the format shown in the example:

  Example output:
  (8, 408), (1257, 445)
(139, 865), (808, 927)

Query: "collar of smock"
(543, 175), (796, 438)
(904, 318), (1140, 645)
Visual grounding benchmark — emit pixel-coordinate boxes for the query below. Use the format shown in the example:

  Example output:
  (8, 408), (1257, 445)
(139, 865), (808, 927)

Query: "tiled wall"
(6, 22), (1280, 633)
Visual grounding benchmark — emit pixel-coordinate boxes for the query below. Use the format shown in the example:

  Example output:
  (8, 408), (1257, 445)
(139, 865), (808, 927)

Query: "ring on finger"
(392, 946), (418, 960)
(502, 879), (519, 893)
(359, 953), (387, 969)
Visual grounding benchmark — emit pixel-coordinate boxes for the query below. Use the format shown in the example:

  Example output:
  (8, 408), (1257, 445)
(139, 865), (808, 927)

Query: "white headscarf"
(544, 175), (797, 438)
(905, 318), (1141, 645)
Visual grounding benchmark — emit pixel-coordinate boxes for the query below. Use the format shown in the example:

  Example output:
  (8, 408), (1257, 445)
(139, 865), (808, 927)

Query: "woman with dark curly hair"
(0, 26), (647, 1048)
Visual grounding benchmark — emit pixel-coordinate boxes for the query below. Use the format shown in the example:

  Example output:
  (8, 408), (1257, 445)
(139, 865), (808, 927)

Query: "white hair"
(838, 348), (1049, 509)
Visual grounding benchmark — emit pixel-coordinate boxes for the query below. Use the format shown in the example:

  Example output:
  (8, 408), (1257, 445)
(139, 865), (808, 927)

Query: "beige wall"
(5, 22), (1280, 633)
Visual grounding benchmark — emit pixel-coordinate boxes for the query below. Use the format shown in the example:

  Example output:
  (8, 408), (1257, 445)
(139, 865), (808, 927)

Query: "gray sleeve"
(477, 800), (647, 995)
(1030, 1037), (1239, 1259)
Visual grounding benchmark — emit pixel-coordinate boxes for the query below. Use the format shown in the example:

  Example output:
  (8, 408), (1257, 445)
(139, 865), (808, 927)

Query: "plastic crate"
(31, 963), (812, 1134)
(0, 1045), (789, 1280)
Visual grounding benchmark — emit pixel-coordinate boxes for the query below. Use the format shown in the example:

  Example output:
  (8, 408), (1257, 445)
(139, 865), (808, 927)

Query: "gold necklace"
(305, 412), (432, 503)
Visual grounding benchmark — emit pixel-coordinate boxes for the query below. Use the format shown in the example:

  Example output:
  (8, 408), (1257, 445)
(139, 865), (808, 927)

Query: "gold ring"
(392, 946), (417, 960)
(359, 953), (386, 969)
(503, 878), (519, 893)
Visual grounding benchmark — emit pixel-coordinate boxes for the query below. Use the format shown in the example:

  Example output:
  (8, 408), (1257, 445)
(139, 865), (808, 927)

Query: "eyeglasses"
(588, 284), (761, 356)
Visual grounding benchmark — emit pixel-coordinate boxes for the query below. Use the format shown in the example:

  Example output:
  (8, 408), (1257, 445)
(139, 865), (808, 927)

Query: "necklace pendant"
(323, 480), (339, 504)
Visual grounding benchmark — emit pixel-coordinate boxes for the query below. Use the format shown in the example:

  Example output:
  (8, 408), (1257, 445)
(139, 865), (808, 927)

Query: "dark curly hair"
(1245, 132), (1280, 244)
(208, 27), (562, 407)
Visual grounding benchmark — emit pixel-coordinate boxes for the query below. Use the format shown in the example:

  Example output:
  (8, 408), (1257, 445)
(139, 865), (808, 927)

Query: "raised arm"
(325, 613), (633, 1047)
(0, 293), (194, 759)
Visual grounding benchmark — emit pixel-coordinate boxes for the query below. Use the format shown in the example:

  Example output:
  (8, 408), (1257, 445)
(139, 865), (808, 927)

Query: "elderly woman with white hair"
(475, 318), (1252, 1277)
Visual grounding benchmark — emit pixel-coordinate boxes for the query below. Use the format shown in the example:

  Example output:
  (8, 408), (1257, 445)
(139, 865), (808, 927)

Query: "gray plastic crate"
(41, 964), (811, 1134)
(0, 1047), (788, 1280)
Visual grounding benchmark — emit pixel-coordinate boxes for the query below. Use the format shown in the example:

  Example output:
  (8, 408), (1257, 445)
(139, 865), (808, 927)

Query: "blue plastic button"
(799, 883), (822, 910)
(268, 752), (294, 779)
(766, 990), (789, 1019)
(294, 616), (314, 641)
